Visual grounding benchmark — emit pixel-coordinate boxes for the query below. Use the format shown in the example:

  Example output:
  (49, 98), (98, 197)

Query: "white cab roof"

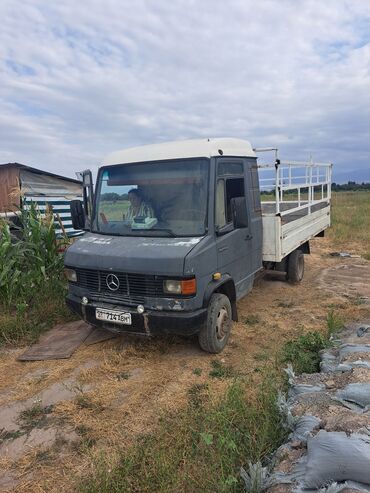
(103, 138), (255, 165)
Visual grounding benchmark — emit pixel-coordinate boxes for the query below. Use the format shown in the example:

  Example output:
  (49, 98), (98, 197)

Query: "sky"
(1, 0), (369, 183)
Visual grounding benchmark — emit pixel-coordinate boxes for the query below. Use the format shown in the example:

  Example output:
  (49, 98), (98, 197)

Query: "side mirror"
(230, 197), (248, 228)
(75, 169), (94, 231)
(70, 200), (85, 230)
(82, 171), (93, 187)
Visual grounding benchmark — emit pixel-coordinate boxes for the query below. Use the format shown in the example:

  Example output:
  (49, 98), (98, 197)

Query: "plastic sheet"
(318, 483), (343, 493)
(268, 455), (307, 487)
(289, 415), (321, 442)
(350, 361), (370, 369)
(304, 431), (370, 488)
(248, 321), (370, 493)
(336, 383), (370, 409)
(320, 351), (341, 373)
(316, 481), (370, 493)
(357, 326), (370, 338)
(339, 344), (370, 361)
(321, 346), (370, 373)
(343, 481), (370, 492)
(288, 383), (325, 398)
(284, 364), (296, 385)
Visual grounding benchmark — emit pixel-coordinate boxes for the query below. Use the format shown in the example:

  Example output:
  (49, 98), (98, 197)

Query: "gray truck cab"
(65, 138), (331, 353)
(65, 138), (262, 352)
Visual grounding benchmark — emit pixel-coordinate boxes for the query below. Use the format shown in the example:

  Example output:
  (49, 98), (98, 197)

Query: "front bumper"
(66, 294), (207, 336)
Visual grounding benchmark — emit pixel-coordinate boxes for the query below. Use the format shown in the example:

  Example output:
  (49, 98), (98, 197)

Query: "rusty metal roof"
(0, 162), (81, 184)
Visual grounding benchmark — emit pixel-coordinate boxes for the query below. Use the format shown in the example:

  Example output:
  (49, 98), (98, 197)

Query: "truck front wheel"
(287, 249), (304, 283)
(198, 293), (232, 353)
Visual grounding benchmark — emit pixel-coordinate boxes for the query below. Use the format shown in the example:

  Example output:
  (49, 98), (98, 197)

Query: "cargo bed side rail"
(257, 160), (332, 217)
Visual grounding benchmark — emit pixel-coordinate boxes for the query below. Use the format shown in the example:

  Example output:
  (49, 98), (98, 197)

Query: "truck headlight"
(163, 278), (196, 296)
(163, 280), (182, 294)
(64, 268), (77, 282)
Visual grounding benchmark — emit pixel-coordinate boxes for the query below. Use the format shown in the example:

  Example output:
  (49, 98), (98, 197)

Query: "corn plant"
(17, 201), (66, 281)
(0, 201), (68, 309)
(0, 221), (29, 306)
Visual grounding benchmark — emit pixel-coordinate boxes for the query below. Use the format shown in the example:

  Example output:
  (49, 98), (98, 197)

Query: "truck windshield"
(93, 159), (209, 237)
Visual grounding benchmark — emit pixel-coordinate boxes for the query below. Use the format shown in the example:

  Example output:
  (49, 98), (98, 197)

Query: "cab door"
(214, 158), (254, 300)
(246, 158), (263, 274)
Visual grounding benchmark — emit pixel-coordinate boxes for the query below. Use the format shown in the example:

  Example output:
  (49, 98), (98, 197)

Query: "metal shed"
(0, 163), (83, 237)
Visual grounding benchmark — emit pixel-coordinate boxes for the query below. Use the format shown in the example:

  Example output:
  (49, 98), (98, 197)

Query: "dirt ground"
(0, 236), (370, 492)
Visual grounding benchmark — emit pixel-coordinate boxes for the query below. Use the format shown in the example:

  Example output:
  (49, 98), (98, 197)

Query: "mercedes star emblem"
(106, 273), (120, 291)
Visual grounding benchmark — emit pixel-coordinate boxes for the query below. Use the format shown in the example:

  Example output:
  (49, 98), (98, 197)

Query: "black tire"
(287, 249), (304, 283)
(198, 293), (232, 353)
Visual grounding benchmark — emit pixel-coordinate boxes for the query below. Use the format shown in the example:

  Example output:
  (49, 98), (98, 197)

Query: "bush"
(281, 331), (329, 374)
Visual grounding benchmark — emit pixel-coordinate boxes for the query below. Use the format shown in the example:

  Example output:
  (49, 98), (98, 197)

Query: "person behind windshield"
(125, 188), (154, 221)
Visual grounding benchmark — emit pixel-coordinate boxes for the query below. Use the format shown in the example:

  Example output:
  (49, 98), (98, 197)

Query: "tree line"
(331, 181), (370, 191)
(260, 181), (370, 195)
(101, 192), (129, 201)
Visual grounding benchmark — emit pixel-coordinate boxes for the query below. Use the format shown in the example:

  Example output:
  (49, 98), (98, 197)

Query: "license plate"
(96, 308), (132, 325)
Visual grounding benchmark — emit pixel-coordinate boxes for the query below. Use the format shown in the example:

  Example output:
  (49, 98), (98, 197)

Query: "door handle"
(245, 234), (253, 240)
(218, 246), (229, 252)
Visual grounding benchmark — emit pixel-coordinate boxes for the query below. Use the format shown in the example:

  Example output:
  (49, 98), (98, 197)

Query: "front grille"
(74, 268), (166, 303)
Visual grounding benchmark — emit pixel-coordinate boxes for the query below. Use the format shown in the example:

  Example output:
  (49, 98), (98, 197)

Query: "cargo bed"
(257, 160), (332, 262)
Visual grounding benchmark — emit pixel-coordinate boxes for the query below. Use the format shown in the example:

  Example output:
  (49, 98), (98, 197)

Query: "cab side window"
(215, 161), (246, 229)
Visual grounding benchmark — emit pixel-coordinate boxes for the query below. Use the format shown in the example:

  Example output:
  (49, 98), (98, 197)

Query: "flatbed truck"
(64, 138), (331, 352)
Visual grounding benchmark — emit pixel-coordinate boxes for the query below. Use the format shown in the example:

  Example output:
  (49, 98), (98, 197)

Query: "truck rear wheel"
(287, 249), (304, 283)
(198, 293), (232, 353)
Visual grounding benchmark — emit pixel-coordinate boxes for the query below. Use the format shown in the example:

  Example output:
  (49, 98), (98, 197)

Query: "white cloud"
(0, 0), (369, 181)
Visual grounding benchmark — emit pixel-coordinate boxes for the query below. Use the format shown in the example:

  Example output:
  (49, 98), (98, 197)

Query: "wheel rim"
(216, 307), (230, 341)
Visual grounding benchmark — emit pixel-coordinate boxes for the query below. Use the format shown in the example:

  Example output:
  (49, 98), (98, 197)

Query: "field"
(329, 191), (370, 258)
(98, 200), (130, 221)
(0, 191), (369, 492)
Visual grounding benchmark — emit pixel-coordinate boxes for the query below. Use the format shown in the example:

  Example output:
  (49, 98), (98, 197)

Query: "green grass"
(253, 351), (269, 362)
(280, 310), (343, 375)
(79, 322), (338, 492)
(81, 375), (285, 493)
(0, 429), (24, 443)
(328, 191), (370, 257)
(18, 403), (53, 430)
(0, 280), (75, 345)
(209, 360), (239, 379)
(243, 315), (260, 326)
(326, 309), (344, 336)
(75, 425), (97, 450)
(98, 200), (130, 221)
(116, 370), (131, 381)
(280, 331), (329, 374)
